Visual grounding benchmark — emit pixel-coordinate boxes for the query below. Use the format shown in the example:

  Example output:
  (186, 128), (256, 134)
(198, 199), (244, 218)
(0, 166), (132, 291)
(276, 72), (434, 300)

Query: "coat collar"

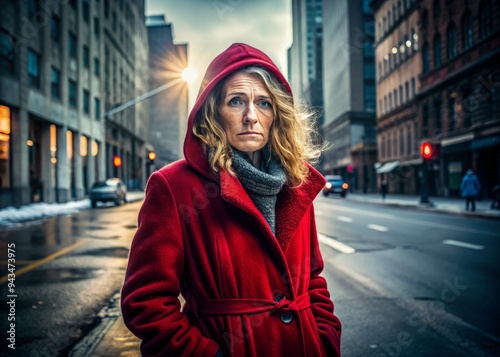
(219, 163), (325, 252)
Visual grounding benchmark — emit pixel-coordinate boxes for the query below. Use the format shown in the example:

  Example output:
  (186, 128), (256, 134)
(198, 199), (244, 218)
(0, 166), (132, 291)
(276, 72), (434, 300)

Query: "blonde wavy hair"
(193, 66), (325, 187)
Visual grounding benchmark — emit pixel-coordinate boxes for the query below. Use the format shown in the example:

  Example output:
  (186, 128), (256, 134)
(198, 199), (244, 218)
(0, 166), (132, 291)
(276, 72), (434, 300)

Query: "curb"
(68, 294), (121, 357)
(344, 197), (500, 221)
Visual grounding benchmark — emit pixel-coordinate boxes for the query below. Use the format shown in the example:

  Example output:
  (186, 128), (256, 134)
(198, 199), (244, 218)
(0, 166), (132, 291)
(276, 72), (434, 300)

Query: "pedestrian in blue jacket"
(460, 169), (481, 211)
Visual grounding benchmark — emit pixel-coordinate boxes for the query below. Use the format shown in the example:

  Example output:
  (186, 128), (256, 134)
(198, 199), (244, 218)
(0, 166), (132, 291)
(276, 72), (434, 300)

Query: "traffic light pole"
(419, 159), (432, 205)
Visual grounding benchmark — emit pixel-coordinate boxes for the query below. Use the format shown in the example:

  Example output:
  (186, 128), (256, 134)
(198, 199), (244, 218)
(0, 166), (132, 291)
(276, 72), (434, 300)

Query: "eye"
(228, 97), (243, 106)
(258, 100), (272, 108)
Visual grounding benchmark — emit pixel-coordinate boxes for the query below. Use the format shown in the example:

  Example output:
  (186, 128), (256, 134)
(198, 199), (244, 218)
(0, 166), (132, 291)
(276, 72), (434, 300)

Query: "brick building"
(417, 0), (500, 198)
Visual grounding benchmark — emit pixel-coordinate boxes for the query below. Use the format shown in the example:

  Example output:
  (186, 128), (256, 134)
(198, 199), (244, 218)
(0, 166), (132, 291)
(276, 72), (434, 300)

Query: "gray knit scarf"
(231, 148), (286, 234)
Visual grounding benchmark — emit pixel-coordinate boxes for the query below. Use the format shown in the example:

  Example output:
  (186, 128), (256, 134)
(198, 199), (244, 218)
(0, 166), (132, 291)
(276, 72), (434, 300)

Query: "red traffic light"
(420, 142), (433, 160)
(113, 155), (122, 167)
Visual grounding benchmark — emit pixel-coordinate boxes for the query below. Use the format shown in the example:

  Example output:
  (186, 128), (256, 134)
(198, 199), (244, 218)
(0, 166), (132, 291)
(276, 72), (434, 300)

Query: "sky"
(145, 0), (292, 110)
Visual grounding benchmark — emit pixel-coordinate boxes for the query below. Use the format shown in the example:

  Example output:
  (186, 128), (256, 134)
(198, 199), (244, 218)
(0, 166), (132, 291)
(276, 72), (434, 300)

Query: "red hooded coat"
(121, 43), (342, 357)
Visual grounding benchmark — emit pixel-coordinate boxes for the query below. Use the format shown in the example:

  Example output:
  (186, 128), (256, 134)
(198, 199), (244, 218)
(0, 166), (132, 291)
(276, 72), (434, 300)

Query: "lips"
(238, 131), (261, 136)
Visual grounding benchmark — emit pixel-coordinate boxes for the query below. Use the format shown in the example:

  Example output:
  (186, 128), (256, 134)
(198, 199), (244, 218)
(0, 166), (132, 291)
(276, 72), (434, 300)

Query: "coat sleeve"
(121, 171), (220, 357)
(307, 205), (342, 357)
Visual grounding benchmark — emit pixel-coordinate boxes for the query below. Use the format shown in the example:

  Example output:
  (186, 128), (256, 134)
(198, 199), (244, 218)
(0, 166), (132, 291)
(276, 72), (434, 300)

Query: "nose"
(243, 103), (258, 124)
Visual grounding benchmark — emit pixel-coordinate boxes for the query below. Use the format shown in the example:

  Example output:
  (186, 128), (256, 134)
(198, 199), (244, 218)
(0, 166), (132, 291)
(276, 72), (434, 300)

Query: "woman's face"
(218, 72), (274, 155)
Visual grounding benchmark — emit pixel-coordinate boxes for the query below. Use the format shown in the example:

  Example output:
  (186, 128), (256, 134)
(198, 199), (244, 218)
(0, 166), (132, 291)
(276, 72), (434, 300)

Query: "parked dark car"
(90, 178), (127, 207)
(322, 175), (348, 197)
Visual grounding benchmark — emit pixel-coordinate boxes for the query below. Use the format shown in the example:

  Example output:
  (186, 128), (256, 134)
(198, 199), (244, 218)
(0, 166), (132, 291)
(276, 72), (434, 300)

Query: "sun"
(181, 68), (197, 84)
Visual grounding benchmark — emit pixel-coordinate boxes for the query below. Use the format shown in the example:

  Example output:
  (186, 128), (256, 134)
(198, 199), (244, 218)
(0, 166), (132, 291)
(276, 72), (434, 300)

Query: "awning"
(470, 135), (500, 150)
(375, 161), (399, 174)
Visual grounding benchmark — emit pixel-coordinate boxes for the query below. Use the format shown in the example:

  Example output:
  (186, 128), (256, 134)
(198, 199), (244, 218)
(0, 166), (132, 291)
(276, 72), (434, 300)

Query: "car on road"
(90, 178), (127, 207)
(322, 175), (348, 197)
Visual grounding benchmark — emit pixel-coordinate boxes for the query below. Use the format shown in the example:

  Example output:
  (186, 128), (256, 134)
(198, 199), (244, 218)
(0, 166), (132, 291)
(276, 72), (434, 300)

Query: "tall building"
(322, 0), (377, 193)
(289, 0), (323, 111)
(0, 0), (150, 208)
(372, 0), (421, 195)
(417, 0), (500, 198)
(373, 0), (500, 198)
(146, 15), (188, 168)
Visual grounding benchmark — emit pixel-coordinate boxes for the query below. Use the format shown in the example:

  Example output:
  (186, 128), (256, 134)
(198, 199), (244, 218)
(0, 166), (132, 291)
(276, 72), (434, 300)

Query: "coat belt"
(186, 292), (311, 319)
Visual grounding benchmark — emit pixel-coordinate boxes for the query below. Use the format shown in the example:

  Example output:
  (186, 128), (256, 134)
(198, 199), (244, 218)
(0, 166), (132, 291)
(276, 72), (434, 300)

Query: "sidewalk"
(344, 192), (500, 219)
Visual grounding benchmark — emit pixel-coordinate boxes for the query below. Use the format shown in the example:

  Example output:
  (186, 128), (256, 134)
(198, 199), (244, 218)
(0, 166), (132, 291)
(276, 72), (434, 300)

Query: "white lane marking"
(337, 216), (353, 222)
(443, 240), (485, 250)
(318, 233), (356, 254)
(315, 204), (395, 219)
(315, 202), (496, 237)
(368, 224), (389, 232)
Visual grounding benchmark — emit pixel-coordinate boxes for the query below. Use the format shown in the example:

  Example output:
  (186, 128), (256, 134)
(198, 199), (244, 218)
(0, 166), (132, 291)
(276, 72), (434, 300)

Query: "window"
(378, 62), (382, 80)
(83, 89), (90, 114)
(0, 105), (11, 190)
(388, 132), (392, 158)
(393, 132), (397, 157)
(112, 11), (117, 32)
(381, 135), (386, 158)
(412, 29), (418, 52)
(399, 85), (403, 105)
(389, 93), (393, 111)
(447, 23), (457, 59)
(479, 1), (492, 39)
(70, 0), (77, 9)
(433, 34), (441, 68)
(448, 94), (456, 131)
(69, 32), (77, 59)
(94, 97), (100, 120)
(0, 30), (15, 75)
(27, 0), (40, 18)
(50, 16), (60, 42)
(364, 85), (376, 112)
(400, 128), (405, 156)
(434, 98), (442, 131)
(411, 78), (416, 97)
(393, 4), (397, 23)
(383, 17), (387, 33)
(94, 58), (100, 77)
(94, 17), (100, 39)
(83, 45), (89, 68)
(364, 63), (375, 80)
(384, 96), (388, 114)
(388, 10), (392, 28)
(51, 67), (60, 98)
(422, 42), (430, 72)
(83, 1), (90, 22)
(398, 1), (402, 17)
(69, 80), (77, 107)
(433, 0), (440, 18)
(104, 0), (109, 18)
(393, 89), (398, 107)
(421, 9), (428, 28)
(422, 104), (429, 137)
(462, 87), (473, 128)
(462, 12), (473, 50)
(405, 81), (409, 102)
(28, 49), (40, 88)
(407, 125), (412, 155)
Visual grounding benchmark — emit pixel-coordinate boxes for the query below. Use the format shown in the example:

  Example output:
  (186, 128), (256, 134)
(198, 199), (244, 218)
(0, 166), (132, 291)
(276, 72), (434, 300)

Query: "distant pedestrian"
(121, 43), (341, 357)
(460, 169), (481, 212)
(381, 178), (388, 200)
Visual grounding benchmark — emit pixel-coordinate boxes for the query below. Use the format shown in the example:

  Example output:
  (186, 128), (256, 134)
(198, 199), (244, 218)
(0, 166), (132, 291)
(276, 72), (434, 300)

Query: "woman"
(121, 43), (342, 357)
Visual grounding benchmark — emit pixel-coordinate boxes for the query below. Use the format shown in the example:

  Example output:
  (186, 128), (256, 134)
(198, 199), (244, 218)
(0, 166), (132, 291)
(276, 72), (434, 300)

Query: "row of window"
(376, 0), (417, 41)
(378, 30), (418, 80)
(379, 124), (416, 160)
(422, 6), (493, 73)
(379, 78), (416, 116)
(27, 48), (100, 119)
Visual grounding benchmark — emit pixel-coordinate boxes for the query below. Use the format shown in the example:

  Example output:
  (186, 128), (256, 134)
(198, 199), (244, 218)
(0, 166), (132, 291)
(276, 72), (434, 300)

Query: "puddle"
(19, 267), (105, 284)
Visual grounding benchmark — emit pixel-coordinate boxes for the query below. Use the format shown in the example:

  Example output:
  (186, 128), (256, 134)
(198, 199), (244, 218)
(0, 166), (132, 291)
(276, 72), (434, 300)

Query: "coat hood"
(183, 43), (292, 180)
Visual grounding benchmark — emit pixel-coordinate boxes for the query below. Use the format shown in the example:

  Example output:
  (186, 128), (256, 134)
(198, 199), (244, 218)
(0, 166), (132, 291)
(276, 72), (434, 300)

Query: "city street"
(315, 195), (500, 356)
(1, 197), (499, 356)
(0, 201), (141, 357)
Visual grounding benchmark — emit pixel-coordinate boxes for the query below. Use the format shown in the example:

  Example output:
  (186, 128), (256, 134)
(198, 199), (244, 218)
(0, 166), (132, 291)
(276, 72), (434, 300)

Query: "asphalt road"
(0, 201), (140, 357)
(315, 195), (500, 357)
(1, 196), (499, 356)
